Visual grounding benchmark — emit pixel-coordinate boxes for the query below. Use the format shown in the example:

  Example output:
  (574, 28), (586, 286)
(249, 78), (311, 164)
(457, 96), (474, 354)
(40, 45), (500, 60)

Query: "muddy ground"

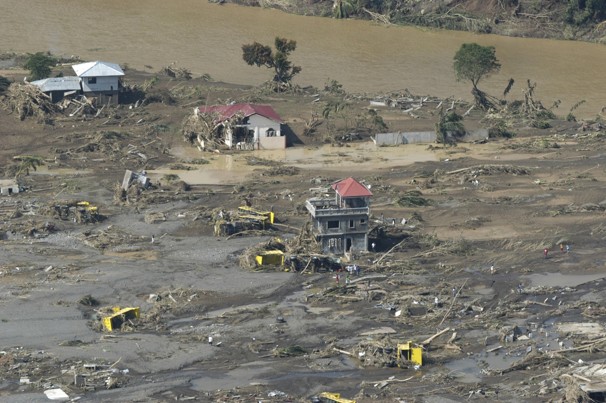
(1, 66), (606, 403)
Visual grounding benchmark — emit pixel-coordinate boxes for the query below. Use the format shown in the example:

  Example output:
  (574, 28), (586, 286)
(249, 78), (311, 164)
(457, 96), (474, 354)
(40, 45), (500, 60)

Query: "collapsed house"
(305, 177), (372, 254)
(194, 103), (285, 150)
(28, 77), (82, 103)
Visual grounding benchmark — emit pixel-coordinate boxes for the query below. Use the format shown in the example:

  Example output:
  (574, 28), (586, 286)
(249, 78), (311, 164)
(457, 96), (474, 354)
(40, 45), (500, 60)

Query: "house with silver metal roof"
(72, 61), (124, 104)
(30, 76), (82, 103)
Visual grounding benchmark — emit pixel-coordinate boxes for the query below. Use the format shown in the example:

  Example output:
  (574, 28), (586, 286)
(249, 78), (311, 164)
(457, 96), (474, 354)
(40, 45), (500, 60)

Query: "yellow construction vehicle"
(316, 392), (356, 403)
(237, 206), (274, 224)
(397, 341), (423, 367)
(102, 307), (140, 332)
(75, 201), (100, 223)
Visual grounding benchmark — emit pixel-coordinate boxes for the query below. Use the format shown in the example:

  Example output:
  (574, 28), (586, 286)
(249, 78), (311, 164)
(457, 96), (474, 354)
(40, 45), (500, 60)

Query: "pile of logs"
(2, 83), (59, 121)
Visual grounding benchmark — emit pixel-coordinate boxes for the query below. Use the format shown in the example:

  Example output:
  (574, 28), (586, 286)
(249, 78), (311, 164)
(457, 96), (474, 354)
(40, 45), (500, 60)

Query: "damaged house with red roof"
(306, 177), (372, 254)
(193, 103), (285, 150)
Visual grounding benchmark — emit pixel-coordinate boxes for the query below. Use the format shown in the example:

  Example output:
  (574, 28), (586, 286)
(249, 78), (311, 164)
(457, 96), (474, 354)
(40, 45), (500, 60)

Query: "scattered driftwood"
(333, 347), (353, 356)
(446, 165), (530, 176)
(421, 327), (451, 346)
(373, 239), (406, 266)
(438, 279), (468, 327)
(372, 376), (414, 390)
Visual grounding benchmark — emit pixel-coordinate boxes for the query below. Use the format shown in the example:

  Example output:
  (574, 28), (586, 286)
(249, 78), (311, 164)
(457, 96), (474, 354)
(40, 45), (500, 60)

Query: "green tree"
(566, 0), (606, 24)
(435, 109), (466, 146)
(242, 37), (302, 90)
(454, 43), (500, 91)
(454, 43), (500, 109)
(24, 52), (56, 81)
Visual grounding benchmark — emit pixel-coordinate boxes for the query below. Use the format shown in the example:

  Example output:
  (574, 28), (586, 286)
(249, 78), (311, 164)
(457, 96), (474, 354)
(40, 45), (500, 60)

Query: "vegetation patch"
(397, 191), (431, 207)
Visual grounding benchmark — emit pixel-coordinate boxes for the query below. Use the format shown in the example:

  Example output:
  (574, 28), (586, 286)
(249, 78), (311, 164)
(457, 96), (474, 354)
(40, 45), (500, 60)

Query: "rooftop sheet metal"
(72, 61), (125, 77)
(30, 76), (81, 92)
(198, 103), (283, 123)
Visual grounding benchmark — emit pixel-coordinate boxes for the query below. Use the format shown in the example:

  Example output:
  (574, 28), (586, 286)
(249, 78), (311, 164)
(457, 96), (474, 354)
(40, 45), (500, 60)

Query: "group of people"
(335, 264), (361, 285)
(544, 243), (570, 258)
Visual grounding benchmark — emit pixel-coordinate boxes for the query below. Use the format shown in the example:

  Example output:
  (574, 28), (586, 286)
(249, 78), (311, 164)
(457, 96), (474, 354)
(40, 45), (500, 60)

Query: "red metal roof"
(331, 177), (373, 197)
(198, 103), (283, 123)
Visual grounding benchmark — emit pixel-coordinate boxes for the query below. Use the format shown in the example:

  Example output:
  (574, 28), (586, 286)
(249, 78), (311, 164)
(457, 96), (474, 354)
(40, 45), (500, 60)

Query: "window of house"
(349, 219), (355, 228)
(87, 77), (97, 84)
(327, 221), (339, 229)
(360, 218), (367, 225)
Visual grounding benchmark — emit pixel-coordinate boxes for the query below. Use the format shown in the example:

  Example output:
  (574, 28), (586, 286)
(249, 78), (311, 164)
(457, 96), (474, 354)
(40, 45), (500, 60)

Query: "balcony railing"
(306, 199), (369, 217)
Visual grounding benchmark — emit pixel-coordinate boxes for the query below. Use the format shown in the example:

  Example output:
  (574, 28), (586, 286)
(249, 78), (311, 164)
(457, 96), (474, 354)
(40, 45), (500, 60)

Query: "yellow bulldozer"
(315, 392), (356, 403)
(397, 341), (423, 367)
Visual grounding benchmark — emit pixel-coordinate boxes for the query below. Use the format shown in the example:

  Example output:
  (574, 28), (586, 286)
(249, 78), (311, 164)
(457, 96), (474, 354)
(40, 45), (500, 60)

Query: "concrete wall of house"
(79, 76), (120, 104)
(80, 76), (119, 93)
(259, 136), (286, 149)
(313, 213), (369, 254)
(320, 233), (367, 254)
(248, 115), (281, 141)
(0, 185), (20, 196)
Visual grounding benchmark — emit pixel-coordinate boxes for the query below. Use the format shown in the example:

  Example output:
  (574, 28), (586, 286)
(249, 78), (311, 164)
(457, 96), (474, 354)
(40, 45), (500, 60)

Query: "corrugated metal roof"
(198, 103), (283, 123)
(72, 61), (125, 77)
(332, 177), (373, 197)
(30, 76), (81, 92)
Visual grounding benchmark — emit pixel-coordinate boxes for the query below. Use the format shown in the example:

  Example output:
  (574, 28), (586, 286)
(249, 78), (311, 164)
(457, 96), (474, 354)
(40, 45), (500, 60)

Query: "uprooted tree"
(242, 37), (302, 91)
(453, 43), (501, 110)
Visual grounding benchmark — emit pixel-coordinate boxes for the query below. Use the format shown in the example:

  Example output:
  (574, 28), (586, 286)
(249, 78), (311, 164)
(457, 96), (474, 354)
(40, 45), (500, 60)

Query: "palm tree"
(13, 155), (45, 178)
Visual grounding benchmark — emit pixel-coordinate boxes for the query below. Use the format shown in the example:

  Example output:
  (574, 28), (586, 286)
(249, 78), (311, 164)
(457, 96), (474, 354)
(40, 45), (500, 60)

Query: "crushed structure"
(194, 103), (285, 150)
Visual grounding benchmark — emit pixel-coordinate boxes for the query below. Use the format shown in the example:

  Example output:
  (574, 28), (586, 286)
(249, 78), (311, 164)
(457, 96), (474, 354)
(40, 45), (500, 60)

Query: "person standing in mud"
(544, 247), (549, 259)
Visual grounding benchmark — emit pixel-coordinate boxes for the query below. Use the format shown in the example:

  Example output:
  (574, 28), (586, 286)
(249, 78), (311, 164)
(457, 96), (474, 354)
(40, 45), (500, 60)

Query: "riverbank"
(2, 0), (605, 119)
(229, 0), (606, 43)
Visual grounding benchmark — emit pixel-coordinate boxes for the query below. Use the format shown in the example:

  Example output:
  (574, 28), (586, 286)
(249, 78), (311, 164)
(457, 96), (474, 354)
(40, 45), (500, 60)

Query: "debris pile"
(41, 200), (102, 224)
(2, 83), (59, 121)
(0, 347), (130, 398)
(159, 64), (192, 80)
(78, 226), (141, 250)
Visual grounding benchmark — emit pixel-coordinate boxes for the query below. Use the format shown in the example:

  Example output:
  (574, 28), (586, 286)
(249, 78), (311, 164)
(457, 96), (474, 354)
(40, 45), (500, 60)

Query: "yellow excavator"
(315, 392), (356, 403)
(397, 341), (423, 367)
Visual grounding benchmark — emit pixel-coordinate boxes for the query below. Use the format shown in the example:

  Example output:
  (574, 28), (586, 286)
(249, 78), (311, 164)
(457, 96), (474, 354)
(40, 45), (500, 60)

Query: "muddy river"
(1, 0), (605, 117)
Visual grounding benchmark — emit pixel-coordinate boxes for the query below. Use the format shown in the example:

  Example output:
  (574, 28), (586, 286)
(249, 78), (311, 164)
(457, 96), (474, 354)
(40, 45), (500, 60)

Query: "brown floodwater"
(1, 0), (605, 117)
